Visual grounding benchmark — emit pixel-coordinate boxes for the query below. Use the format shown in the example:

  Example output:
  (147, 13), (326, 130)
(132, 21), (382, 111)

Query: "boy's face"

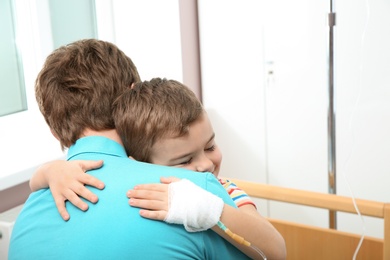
(150, 112), (222, 178)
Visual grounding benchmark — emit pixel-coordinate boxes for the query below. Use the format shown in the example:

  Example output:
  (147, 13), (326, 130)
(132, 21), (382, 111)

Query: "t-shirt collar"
(67, 136), (127, 160)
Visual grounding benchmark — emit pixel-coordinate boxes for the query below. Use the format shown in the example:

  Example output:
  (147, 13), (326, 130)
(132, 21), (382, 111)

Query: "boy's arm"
(211, 204), (286, 260)
(30, 160), (105, 220)
(127, 177), (286, 260)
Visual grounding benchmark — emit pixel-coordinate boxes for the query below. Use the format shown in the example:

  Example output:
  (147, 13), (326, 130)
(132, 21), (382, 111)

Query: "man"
(8, 39), (248, 259)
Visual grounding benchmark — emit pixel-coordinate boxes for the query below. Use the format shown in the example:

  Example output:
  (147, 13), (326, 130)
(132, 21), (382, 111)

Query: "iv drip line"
(340, 0), (370, 258)
(329, 0), (371, 257)
(217, 221), (267, 259)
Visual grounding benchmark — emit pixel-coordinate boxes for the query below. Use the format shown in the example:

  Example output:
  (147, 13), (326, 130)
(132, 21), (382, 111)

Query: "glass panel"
(0, 0), (27, 116)
(49, 0), (97, 49)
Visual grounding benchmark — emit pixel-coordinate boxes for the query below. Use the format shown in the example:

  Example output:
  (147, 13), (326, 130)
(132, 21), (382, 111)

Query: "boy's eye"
(179, 158), (192, 165)
(205, 145), (216, 152)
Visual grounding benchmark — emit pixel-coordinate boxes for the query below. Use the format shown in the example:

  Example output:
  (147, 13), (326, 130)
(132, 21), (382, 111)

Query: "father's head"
(35, 39), (140, 149)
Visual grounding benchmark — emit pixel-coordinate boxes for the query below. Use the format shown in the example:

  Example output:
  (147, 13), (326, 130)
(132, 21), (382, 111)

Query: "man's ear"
(50, 129), (59, 141)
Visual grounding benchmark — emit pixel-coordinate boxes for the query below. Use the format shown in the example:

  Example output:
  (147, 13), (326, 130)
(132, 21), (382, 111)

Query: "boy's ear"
(50, 129), (59, 141)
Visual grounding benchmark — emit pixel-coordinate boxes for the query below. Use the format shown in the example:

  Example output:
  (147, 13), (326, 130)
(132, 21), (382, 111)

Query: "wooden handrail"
(228, 178), (390, 259)
(229, 178), (385, 218)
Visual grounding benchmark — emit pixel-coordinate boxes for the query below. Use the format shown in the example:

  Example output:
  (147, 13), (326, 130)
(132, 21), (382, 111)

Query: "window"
(0, 0), (98, 190)
(0, 0), (27, 116)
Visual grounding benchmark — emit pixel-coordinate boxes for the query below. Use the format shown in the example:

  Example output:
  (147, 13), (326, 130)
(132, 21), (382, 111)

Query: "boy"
(30, 78), (286, 259)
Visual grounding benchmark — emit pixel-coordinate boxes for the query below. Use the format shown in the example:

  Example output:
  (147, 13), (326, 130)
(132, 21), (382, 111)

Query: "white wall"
(198, 0), (389, 239)
(95, 0), (183, 82)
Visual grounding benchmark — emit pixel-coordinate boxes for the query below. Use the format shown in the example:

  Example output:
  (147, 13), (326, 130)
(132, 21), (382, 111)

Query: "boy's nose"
(196, 155), (214, 173)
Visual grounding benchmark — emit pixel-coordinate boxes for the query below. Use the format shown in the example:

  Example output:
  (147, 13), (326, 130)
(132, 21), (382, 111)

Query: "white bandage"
(164, 179), (224, 232)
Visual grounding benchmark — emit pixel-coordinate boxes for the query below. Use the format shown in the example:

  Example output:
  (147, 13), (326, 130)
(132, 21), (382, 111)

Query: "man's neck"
(81, 128), (123, 146)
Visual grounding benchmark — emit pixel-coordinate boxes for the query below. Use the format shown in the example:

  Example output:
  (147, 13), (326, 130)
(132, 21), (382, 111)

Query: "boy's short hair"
(35, 39), (140, 149)
(113, 78), (203, 161)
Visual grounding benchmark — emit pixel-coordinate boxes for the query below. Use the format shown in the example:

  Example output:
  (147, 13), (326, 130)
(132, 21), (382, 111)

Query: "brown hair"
(35, 39), (140, 149)
(112, 78), (203, 162)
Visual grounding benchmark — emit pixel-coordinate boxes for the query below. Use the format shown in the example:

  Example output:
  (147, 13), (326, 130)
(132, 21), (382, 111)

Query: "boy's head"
(35, 39), (140, 149)
(113, 78), (222, 176)
(113, 78), (203, 161)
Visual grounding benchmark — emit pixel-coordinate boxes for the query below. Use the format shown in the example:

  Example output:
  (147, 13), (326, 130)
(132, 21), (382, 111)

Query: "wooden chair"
(229, 178), (390, 260)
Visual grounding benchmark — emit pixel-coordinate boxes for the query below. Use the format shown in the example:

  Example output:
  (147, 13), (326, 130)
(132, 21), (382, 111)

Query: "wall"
(0, 182), (30, 212)
(198, 0), (389, 238)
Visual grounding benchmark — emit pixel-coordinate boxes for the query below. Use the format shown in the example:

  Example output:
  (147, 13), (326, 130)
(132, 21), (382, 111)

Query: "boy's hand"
(127, 177), (179, 220)
(128, 177), (224, 232)
(45, 160), (105, 221)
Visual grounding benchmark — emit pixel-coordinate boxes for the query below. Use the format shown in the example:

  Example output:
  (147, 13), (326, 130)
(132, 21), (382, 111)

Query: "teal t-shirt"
(9, 136), (249, 259)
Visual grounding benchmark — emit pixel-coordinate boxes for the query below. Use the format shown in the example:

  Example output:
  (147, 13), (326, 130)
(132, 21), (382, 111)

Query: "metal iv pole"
(328, 0), (337, 229)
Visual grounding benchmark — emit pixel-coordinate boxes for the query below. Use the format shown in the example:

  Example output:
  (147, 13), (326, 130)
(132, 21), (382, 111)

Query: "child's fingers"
(80, 173), (105, 190)
(132, 183), (168, 193)
(139, 209), (167, 221)
(129, 198), (168, 211)
(53, 196), (70, 221)
(127, 188), (167, 200)
(63, 189), (89, 211)
(75, 160), (104, 172)
(71, 182), (99, 204)
(160, 176), (181, 184)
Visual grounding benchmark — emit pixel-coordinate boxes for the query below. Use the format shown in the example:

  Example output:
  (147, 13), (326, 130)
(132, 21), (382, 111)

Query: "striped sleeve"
(219, 178), (257, 208)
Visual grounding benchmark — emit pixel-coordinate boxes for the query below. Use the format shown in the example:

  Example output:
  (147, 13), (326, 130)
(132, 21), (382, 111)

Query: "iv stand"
(328, 0), (337, 229)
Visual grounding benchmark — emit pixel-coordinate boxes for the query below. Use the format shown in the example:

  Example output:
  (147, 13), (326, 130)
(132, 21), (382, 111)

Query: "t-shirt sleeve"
(219, 178), (257, 208)
(203, 174), (238, 208)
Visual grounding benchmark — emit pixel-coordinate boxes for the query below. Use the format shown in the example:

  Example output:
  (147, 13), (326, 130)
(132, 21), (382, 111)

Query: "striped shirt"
(219, 178), (257, 208)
